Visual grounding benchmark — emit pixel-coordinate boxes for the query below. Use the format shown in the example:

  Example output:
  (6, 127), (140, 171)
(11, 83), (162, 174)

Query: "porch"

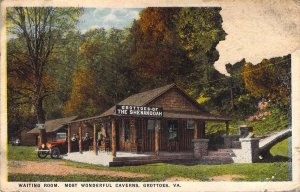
(63, 151), (194, 167)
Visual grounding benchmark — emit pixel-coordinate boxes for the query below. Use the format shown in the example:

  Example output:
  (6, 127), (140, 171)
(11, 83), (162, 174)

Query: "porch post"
(155, 120), (159, 156)
(93, 121), (97, 155)
(111, 118), (116, 157)
(79, 124), (82, 154)
(200, 121), (206, 139)
(194, 120), (200, 139)
(225, 121), (229, 136)
(67, 124), (71, 153)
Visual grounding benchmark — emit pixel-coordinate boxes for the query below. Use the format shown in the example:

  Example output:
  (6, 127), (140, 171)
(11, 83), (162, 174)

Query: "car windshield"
(56, 133), (66, 140)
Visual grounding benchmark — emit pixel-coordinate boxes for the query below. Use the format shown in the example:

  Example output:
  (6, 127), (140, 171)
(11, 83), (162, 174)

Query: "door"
(167, 120), (178, 152)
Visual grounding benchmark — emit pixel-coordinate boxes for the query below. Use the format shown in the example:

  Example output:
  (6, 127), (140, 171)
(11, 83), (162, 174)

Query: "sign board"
(35, 124), (45, 129)
(116, 105), (163, 117)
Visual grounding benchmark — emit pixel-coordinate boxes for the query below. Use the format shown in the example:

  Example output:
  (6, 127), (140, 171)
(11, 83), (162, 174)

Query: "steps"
(110, 149), (235, 166)
(201, 149), (234, 164)
(110, 154), (195, 167)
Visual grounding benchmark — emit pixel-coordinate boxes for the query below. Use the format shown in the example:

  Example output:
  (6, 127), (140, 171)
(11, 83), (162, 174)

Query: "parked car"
(37, 139), (68, 159)
(36, 137), (92, 159)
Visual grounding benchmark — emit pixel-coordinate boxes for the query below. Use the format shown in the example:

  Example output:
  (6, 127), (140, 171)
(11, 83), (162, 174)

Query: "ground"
(7, 140), (290, 182)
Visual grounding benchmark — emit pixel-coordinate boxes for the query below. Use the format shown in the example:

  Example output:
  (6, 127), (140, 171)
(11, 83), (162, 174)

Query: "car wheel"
(50, 147), (61, 159)
(37, 151), (49, 159)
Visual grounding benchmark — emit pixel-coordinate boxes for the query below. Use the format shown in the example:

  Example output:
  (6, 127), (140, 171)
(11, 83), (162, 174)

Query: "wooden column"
(111, 118), (116, 157)
(131, 118), (137, 149)
(79, 125), (82, 154)
(93, 121), (97, 155)
(225, 121), (229, 136)
(202, 121), (206, 138)
(155, 120), (159, 156)
(194, 120), (199, 139)
(67, 124), (71, 153)
(141, 118), (144, 152)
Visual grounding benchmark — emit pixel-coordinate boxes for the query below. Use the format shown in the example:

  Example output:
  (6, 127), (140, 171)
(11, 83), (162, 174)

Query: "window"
(124, 119), (130, 141)
(186, 120), (195, 130)
(147, 119), (155, 130)
(56, 133), (66, 140)
(168, 121), (178, 140)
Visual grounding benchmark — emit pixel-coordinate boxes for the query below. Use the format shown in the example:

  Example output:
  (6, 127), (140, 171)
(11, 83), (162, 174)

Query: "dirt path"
(210, 174), (245, 181)
(8, 161), (150, 178)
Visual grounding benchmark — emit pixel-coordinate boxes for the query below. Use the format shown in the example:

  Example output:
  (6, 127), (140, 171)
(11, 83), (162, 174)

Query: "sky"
(78, 8), (142, 33)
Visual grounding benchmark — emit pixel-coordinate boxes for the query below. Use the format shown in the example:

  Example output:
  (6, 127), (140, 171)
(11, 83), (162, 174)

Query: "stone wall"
(223, 135), (240, 148)
(232, 138), (260, 163)
(192, 139), (209, 159)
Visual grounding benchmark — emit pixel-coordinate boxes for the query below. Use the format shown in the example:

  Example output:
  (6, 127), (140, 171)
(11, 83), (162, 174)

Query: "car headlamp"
(41, 144), (45, 148)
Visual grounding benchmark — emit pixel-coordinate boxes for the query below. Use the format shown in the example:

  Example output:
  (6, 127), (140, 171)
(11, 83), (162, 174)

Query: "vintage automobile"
(37, 133), (92, 159)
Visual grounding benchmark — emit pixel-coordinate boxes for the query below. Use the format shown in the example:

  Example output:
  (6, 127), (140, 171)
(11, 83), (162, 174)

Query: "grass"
(270, 138), (289, 157)
(7, 144), (55, 162)
(8, 174), (145, 182)
(8, 161), (289, 182)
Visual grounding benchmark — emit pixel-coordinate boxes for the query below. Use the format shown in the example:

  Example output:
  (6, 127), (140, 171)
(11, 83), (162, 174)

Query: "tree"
(176, 7), (226, 97)
(130, 8), (190, 88)
(64, 28), (140, 117)
(7, 7), (82, 144)
(242, 55), (291, 105)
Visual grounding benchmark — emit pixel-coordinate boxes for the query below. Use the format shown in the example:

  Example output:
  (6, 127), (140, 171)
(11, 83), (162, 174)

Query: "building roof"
(27, 116), (78, 134)
(163, 111), (228, 121)
(71, 83), (229, 123)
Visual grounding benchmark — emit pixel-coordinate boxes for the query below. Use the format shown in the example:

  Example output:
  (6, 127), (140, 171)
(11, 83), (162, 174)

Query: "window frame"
(186, 119), (195, 130)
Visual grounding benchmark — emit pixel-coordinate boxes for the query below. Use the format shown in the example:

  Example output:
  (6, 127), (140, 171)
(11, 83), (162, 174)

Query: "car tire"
(37, 151), (49, 159)
(50, 147), (61, 159)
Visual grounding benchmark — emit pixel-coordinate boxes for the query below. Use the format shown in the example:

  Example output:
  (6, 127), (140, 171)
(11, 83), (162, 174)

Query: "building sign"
(116, 105), (163, 117)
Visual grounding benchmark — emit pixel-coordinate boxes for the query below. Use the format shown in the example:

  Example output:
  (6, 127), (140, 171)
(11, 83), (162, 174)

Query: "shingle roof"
(71, 83), (229, 123)
(27, 116), (77, 134)
(164, 111), (229, 121)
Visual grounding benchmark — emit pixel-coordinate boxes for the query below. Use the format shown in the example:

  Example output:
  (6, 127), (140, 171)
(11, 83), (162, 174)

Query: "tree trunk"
(34, 92), (47, 145)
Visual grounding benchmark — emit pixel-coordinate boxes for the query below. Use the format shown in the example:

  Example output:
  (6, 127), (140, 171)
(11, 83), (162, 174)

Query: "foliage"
(64, 28), (140, 117)
(130, 8), (190, 87)
(242, 55), (291, 105)
(7, 7), (83, 125)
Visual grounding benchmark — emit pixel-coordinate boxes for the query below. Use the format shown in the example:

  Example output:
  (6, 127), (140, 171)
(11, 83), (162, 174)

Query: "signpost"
(116, 105), (163, 117)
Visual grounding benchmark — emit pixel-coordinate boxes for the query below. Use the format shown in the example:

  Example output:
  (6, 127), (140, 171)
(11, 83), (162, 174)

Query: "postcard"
(1, 0), (299, 191)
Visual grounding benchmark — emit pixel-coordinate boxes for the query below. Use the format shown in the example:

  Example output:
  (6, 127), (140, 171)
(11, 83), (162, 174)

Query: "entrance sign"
(116, 105), (163, 117)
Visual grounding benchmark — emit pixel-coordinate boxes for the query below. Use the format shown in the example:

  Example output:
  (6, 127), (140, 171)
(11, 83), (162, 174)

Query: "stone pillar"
(67, 124), (71, 153)
(155, 120), (160, 156)
(223, 135), (232, 148)
(111, 118), (116, 157)
(192, 139), (209, 159)
(239, 138), (259, 163)
(93, 121), (97, 155)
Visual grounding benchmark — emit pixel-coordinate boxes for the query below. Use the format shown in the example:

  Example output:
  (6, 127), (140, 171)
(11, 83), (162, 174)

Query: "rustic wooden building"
(28, 116), (78, 144)
(68, 84), (229, 157)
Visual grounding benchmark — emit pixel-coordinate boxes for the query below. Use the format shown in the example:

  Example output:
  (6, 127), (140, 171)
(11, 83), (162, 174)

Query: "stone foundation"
(192, 139), (209, 159)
